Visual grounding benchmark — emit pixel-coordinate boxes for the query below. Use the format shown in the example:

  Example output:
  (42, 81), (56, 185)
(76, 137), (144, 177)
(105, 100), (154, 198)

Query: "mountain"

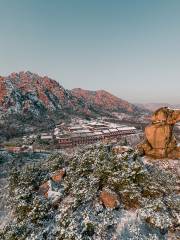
(71, 88), (138, 113)
(0, 71), (87, 118)
(0, 71), (147, 138)
(136, 103), (180, 112)
(0, 71), (146, 117)
(0, 71), (89, 139)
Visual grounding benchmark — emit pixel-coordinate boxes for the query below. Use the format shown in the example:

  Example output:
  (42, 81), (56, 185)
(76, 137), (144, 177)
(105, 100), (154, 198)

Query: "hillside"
(71, 88), (139, 114)
(0, 71), (147, 139)
(0, 145), (179, 239)
(0, 72), (144, 118)
(0, 71), (89, 119)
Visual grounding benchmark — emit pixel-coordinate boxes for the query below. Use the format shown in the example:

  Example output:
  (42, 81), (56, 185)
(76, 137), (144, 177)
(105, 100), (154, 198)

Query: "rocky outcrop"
(99, 189), (120, 209)
(138, 107), (180, 159)
(51, 169), (65, 183)
(38, 168), (65, 202)
(38, 181), (50, 198)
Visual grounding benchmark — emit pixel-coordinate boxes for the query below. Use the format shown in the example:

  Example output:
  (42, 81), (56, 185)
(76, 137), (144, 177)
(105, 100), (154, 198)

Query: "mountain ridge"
(0, 71), (145, 116)
(0, 71), (148, 139)
(136, 103), (180, 112)
(71, 88), (135, 113)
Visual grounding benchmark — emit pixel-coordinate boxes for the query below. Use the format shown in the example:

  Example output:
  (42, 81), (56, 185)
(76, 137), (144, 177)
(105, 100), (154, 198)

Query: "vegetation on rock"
(0, 145), (179, 239)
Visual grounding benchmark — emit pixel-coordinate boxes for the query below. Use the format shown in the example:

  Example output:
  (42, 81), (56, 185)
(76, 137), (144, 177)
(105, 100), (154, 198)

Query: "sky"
(0, 0), (179, 104)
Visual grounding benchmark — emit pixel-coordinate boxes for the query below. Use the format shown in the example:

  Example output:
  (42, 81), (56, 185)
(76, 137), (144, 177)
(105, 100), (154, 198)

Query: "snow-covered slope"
(1, 145), (179, 239)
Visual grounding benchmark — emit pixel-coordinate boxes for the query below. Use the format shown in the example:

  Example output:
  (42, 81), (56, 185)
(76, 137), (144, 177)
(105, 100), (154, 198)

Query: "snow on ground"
(142, 157), (180, 178)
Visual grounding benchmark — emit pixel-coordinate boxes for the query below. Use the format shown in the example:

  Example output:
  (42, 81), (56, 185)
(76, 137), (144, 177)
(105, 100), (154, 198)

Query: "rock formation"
(99, 189), (120, 209)
(138, 107), (180, 159)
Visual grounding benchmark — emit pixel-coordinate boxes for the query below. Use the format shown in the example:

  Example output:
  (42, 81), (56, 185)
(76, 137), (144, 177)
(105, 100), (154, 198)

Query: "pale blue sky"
(0, 0), (179, 104)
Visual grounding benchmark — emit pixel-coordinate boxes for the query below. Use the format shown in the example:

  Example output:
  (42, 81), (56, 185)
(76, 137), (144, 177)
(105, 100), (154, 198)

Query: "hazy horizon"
(0, 0), (180, 104)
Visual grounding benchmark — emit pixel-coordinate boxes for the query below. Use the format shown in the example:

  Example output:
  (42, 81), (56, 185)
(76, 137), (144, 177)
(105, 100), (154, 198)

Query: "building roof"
(93, 131), (103, 135)
(102, 130), (110, 134)
(71, 129), (92, 134)
(109, 128), (118, 132)
(117, 127), (136, 131)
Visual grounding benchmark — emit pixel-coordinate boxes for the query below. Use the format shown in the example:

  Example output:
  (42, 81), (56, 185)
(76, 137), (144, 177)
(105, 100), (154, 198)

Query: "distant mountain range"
(136, 103), (180, 112)
(0, 71), (148, 138)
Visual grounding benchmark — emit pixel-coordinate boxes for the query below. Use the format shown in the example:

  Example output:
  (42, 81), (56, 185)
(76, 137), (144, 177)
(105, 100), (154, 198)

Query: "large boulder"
(38, 169), (65, 203)
(38, 181), (50, 198)
(145, 124), (172, 149)
(51, 169), (65, 183)
(99, 189), (120, 209)
(138, 107), (180, 159)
